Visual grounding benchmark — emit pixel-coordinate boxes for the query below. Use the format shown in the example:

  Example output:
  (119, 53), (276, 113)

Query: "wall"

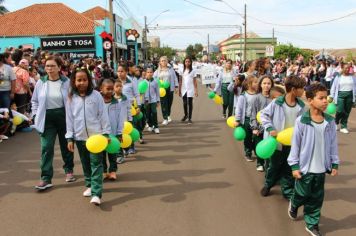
(0, 37), (41, 52)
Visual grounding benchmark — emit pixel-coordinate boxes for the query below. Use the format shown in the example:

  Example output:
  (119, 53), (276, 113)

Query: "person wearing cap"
(13, 59), (31, 114)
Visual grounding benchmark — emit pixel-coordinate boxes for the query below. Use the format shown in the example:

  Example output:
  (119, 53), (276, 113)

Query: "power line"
(248, 10), (356, 27)
(183, 0), (356, 27)
(148, 25), (240, 30)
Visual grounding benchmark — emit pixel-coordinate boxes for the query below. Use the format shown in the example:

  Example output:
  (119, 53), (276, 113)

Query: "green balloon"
(130, 128), (140, 142)
(208, 91), (216, 99)
(256, 137), (277, 159)
(157, 79), (163, 88)
(233, 127), (246, 141)
(136, 112), (143, 120)
(326, 103), (336, 115)
(163, 80), (170, 89)
(106, 135), (121, 154)
(138, 80), (149, 94)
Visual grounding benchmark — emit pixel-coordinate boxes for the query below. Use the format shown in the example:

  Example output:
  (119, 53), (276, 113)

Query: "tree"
(346, 50), (354, 62)
(274, 43), (313, 61)
(0, 0), (9, 15)
(185, 43), (204, 60)
(148, 46), (177, 61)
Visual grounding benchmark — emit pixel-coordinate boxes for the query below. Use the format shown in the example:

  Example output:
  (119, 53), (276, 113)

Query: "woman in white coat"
(179, 57), (198, 124)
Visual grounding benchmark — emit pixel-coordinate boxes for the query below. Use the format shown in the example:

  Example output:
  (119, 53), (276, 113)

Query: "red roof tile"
(0, 3), (98, 37)
(82, 6), (110, 21)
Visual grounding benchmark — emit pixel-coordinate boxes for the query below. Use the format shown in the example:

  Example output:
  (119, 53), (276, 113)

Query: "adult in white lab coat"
(179, 57), (198, 124)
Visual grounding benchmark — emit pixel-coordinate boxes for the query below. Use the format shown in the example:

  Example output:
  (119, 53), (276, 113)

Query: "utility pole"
(272, 27), (275, 45)
(109, 0), (117, 67)
(143, 16), (148, 65)
(243, 3), (247, 62)
(207, 33), (210, 62)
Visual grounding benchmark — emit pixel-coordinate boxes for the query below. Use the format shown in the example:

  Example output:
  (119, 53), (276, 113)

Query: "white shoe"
(0, 135), (8, 140)
(83, 188), (91, 197)
(145, 123), (149, 128)
(90, 196), (101, 205)
(147, 127), (153, 132)
(167, 116), (172, 123)
(154, 128), (160, 134)
(256, 166), (264, 172)
(162, 120), (168, 125)
(340, 128), (349, 134)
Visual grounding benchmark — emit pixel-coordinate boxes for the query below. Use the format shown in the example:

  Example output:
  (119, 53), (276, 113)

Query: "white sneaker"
(340, 128), (349, 134)
(83, 188), (91, 197)
(90, 196), (101, 205)
(256, 166), (264, 172)
(167, 116), (172, 123)
(154, 128), (160, 134)
(147, 127), (153, 132)
(145, 123), (149, 128)
(0, 135), (8, 140)
(162, 120), (168, 125)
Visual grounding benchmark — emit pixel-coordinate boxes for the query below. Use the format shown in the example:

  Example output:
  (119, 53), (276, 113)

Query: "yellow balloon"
(123, 121), (133, 134)
(131, 106), (137, 116)
(13, 116), (23, 126)
(213, 95), (223, 105)
(226, 116), (236, 128)
(133, 99), (138, 108)
(256, 111), (262, 124)
(121, 133), (132, 148)
(86, 134), (108, 154)
(160, 88), (166, 97)
(276, 127), (294, 146)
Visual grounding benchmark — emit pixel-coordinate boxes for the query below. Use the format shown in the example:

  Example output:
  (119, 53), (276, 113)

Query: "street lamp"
(144, 9), (170, 63)
(215, 0), (245, 62)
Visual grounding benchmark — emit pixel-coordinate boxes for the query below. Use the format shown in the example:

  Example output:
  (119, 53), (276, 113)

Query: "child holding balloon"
(144, 67), (160, 134)
(287, 83), (339, 236)
(235, 75), (259, 162)
(250, 75), (274, 172)
(100, 78), (131, 180)
(260, 75), (306, 200)
(134, 66), (147, 144)
(66, 68), (111, 206)
(117, 64), (141, 155)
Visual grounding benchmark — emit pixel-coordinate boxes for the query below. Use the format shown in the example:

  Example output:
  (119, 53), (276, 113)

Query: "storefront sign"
(68, 51), (96, 59)
(41, 36), (95, 50)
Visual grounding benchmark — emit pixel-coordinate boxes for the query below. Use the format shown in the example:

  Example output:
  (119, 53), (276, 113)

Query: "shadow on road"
(320, 214), (356, 234)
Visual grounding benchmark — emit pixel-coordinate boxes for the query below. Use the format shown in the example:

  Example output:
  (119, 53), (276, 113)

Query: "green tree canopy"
(274, 43), (313, 61)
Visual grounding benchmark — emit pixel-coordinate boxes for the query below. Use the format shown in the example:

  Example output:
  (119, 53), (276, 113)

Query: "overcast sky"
(4, 0), (356, 49)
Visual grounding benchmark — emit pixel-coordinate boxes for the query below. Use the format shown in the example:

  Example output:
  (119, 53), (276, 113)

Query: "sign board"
(201, 64), (216, 85)
(265, 45), (274, 57)
(103, 41), (112, 50)
(68, 51), (96, 60)
(41, 36), (95, 50)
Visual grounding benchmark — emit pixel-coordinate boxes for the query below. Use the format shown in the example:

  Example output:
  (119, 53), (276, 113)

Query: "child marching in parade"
(117, 64), (141, 154)
(288, 83), (339, 236)
(250, 75), (274, 172)
(235, 75), (259, 162)
(145, 67), (160, 134)
(100, 78), (131, 180)
(66, 68), (111, 205)
(260, 75), (306, 200)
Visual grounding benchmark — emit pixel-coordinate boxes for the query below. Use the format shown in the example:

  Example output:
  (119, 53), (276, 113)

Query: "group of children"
(38, 63), (159, 205)
(230, 74), (339, 236)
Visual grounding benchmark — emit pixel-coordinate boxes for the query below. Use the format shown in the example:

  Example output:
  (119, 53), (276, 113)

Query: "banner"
(201, 64), (216, 85)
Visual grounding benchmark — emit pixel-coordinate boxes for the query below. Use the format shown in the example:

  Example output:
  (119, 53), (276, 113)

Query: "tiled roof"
(218, 32), (260, 45)
(82, 6), (110, 21)
(0, 3), (97, 37)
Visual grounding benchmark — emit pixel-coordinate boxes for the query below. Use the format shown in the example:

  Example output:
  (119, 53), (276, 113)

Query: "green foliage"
(346, 50), (355, 62)
(274, 44), (313, 61)
(185, 43), (204, 60)
(148, 46), (177, 61)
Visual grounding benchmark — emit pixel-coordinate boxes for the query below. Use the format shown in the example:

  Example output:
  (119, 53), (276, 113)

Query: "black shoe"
(305, 225), (322, 236)
(139, 139), (145, 144)
(260, 186), (270, 197)
(244, 156), (254, 162)
(35, 181), (53, 191)
(181, 116), (188, 122)
(187, 119), (193, 124)
(288, 201), (298, 220)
